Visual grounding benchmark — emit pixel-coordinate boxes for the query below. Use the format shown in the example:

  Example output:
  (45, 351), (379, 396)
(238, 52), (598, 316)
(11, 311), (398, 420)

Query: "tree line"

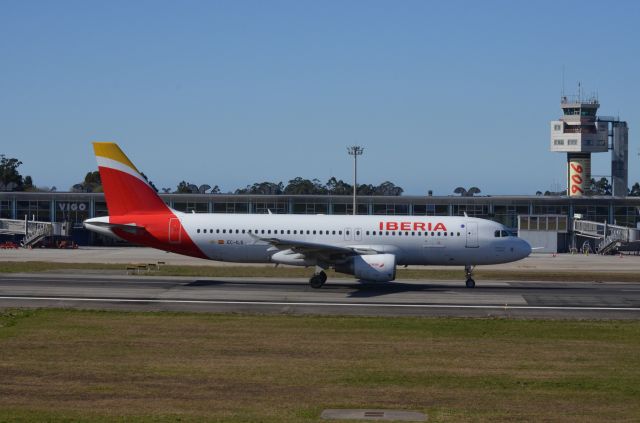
(173, 177), (404, 196)
(2, 154), (640, 196)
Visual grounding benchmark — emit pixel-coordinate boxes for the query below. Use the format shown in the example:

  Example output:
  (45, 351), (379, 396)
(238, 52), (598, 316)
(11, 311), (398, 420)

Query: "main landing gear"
(309, 270), (327, 289)
(464, 265), (476, 288)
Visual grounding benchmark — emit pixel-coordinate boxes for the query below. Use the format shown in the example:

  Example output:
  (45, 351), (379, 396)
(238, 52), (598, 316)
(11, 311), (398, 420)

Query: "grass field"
(0, 309), (639, 422)
(1, 260), (639, 282)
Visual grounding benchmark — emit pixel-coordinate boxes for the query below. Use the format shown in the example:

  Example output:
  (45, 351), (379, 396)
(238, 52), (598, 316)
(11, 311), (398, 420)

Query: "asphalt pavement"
(1, 273), (638, 319)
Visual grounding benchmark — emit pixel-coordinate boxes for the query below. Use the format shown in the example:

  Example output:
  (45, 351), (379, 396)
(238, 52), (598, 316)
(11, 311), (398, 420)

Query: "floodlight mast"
(347, 146), (364, 216)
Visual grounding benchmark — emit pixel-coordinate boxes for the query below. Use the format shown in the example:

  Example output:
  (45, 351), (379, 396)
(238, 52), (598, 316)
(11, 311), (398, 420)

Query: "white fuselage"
(175, 213), (531, 266)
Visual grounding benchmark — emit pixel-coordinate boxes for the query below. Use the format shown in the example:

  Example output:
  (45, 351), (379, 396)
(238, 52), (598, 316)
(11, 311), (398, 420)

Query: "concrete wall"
(519, 230), (559, 253)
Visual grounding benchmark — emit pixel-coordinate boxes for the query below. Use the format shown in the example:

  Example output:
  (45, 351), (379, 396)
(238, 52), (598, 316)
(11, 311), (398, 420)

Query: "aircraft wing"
(249, 234), (379, 260)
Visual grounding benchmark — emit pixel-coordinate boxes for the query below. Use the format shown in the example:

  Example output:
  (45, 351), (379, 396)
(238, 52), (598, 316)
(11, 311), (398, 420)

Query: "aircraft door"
(465, 222), (478, 248)
(169, 218), (181, 244)
(344, 228), (352, 241)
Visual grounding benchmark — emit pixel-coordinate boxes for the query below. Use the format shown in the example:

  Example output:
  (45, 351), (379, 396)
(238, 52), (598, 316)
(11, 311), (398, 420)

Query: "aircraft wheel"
(465, 278), (476, 288)
(310, 273), (326, 289)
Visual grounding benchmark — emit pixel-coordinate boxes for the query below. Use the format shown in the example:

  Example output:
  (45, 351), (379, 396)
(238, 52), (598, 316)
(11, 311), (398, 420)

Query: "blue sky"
(1, 0), (639, 194)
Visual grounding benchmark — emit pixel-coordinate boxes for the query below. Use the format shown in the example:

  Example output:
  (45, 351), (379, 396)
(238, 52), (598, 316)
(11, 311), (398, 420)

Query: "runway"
(1, 273), (639, 318)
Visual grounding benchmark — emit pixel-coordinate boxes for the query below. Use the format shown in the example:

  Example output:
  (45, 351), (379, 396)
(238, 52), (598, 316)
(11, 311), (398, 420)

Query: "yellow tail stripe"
(93, 142), (139, 173)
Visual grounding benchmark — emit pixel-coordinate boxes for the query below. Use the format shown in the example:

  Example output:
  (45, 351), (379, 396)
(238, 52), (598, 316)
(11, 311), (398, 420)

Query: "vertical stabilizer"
(93, 142), (169, 216)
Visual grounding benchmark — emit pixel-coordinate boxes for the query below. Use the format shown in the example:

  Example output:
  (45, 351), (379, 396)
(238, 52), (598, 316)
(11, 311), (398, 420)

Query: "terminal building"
(1, 191), (639, 253)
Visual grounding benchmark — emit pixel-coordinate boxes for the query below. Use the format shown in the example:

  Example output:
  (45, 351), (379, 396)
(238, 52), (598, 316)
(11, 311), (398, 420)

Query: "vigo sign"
(58, 202), (88, 212)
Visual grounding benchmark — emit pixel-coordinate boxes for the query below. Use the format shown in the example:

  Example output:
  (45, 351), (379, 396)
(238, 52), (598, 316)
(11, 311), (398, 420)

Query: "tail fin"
(93, 142), (169, 216)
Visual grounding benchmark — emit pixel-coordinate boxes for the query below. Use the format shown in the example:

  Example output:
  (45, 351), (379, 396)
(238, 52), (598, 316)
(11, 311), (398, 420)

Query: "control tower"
(550, 94), (619, 196)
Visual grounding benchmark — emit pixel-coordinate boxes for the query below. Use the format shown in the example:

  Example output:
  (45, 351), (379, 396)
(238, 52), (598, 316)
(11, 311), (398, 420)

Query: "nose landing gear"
(464, 265), (475, 288)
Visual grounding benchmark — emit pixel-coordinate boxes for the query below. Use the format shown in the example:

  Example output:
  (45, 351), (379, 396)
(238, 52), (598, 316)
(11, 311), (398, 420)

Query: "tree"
(589, 177), (611, 196)
(235, 181), (283, 195)
(373, 181), (403, 196)
(629, 182), (640, 197)
(284, 177), (327, 195)
(0, 155), (24, 191)
(175, 181), (192, 194)
(23, 175), (34, 191)
(71, 171), (102, 193)
(326, 177), (352, 195)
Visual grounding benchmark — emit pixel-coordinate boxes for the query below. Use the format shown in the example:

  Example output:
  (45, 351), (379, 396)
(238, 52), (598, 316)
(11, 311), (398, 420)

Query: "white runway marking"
(0, 296), (639, 312)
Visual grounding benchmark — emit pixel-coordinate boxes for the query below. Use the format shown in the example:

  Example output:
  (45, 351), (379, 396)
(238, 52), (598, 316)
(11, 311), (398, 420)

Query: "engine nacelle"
(334, 254), (396, 282)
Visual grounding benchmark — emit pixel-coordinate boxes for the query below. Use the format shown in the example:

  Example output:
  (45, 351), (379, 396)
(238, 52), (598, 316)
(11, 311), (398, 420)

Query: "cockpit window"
(495, 230), (512, 238)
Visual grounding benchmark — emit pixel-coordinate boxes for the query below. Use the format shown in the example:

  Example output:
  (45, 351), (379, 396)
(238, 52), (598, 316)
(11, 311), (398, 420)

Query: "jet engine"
(334, 254), (396, 282)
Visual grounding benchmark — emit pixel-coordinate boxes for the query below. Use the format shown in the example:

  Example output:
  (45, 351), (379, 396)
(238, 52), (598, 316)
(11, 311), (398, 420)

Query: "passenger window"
(346, 231), (350, 235)
(356, 231), (360, 235)
(366, 231), (370, 235)
(457, 232), (460, 236)
(385, 231), (389, 236)
(287, 230), (290, 234)
(236, 229), (239, 234)
(444, 232), (447, 236)
(437, 232), (441, 236)
(222, 229), (226, 234)
(307, 230), (310, 234)
(293, 230), (297, 234)
(216, 229), (220, 233)
(242, 229), (245, 234)
(339, 231), (342, 235)
(319, 230), (322, 235)
(332, 230), (336, 235)
(197, 229), (201, 233)
(261, 230), (265, 234)
(398, 232), (402, 236)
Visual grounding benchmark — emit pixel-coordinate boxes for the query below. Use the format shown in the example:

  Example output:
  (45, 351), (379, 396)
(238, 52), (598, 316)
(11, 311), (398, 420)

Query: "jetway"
(0, 218), (69, 247)
(573, 219), (640, 254)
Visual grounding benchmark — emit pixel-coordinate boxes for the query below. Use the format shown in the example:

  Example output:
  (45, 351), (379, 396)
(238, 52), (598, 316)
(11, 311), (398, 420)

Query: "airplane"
(84, 142), (532, 289)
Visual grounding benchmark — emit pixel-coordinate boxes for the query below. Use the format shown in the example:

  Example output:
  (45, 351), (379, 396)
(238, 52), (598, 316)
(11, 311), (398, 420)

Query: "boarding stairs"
(0, 218), (68, 248)
(573, 219), (640, 255)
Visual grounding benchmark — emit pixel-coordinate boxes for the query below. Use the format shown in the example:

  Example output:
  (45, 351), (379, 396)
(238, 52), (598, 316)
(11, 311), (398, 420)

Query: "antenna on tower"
(561, 65), (565, 97)
(578, 81), (581, 101)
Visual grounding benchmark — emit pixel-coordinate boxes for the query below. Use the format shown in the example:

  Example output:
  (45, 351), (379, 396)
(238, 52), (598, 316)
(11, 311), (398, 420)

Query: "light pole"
(347, 145), (364, 215)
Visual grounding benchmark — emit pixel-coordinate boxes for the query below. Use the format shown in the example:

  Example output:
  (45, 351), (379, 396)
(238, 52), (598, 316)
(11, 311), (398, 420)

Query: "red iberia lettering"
(433, 222), (447, 231)
(378, 221), (448, 232)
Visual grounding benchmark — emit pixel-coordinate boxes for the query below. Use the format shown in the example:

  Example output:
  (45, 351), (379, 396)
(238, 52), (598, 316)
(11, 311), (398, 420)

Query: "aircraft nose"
(518, 238), (532, 258)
